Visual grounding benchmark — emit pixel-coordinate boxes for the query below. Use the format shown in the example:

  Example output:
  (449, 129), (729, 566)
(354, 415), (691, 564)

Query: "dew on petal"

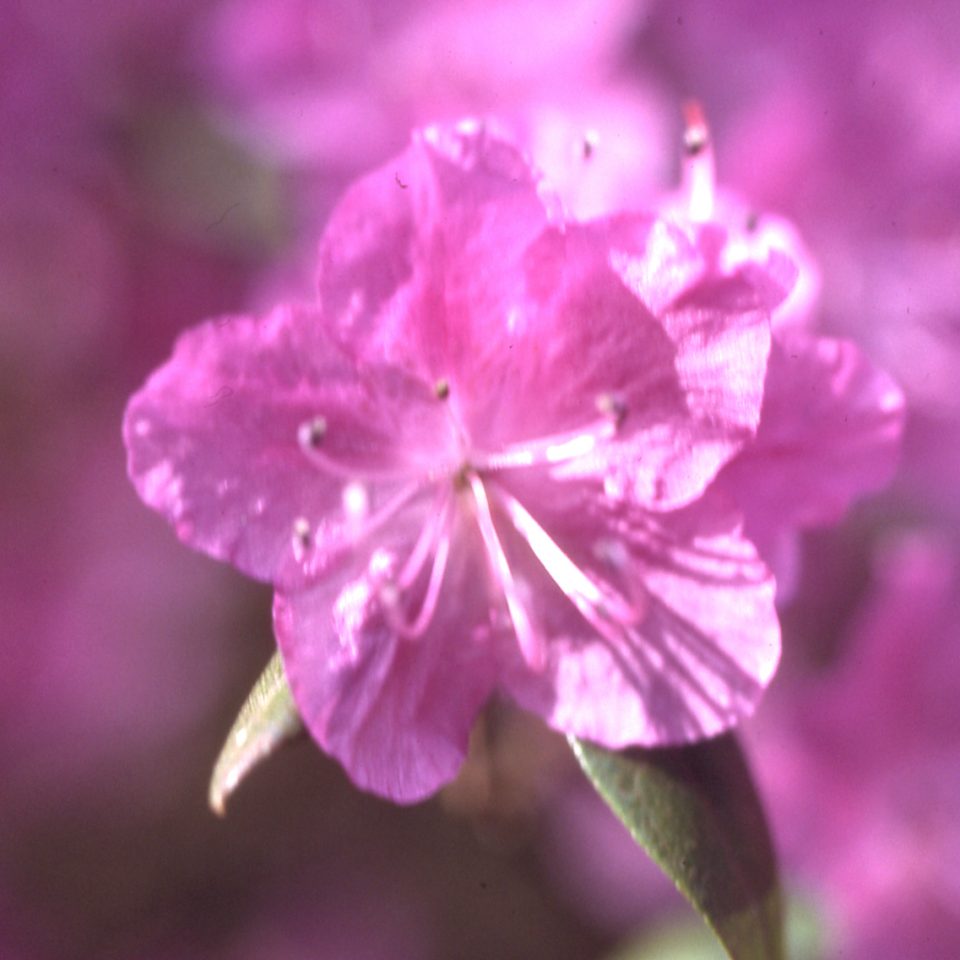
(342, 481), (369, 522)
(603, 473), (628, 502)
(142, 460), (183, 515)
(368, 547), (395, 580)
(594, 537), (629, 570)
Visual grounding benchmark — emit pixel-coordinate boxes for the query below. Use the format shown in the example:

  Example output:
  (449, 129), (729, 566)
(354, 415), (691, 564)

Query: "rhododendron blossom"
(660, 108), (905, 593)
(124, 121), (798, 802)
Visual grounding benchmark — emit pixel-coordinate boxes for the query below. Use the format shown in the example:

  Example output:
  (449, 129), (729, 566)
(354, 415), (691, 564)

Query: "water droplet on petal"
(343, 481), (369, 523)
(603, 473), (628, 502)
(595, 537), (629, 570)
(368, 547), (395, 580)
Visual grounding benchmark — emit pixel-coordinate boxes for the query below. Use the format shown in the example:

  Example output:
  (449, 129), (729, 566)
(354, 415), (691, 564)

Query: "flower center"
(291, 382), (636, 666)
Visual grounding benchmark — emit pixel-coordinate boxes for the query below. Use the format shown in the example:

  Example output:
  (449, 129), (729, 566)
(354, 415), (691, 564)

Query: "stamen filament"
(299, 423), (414, 484)
(393, 520), (452, 640)
(398, 491), (452, 590)
(681, 100), (715, 223)
(324, 481), (427, 561)
(496, 486), (640, 630)
(469, 473), (545, 671)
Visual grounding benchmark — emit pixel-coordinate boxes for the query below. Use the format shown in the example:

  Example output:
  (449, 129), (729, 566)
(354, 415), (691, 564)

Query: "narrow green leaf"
(569, 734), (783, 960)
(209, 652), (303, 816)
(608, 894), (825, 960)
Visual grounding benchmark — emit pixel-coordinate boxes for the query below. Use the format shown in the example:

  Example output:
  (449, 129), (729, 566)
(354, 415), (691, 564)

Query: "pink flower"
(196, 0), (650, 168)
(124, 122), (793, 802)
(747, 532), (960, 959)
(655, 106), (905, 595)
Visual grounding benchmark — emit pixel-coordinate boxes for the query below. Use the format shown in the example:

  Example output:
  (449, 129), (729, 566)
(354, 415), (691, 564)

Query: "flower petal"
(317, 120), (550, 379)
(487, 217), (785, 509)
(318, 124), (788, 513)
(715, 333), (906, 547)
(123, 302), (451, 589)
(274, 507), (500, 802)
(496, 479), (779, 745)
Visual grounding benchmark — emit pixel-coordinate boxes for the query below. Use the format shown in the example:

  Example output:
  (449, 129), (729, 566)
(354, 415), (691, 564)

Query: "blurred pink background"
(2, 1), (958, 957)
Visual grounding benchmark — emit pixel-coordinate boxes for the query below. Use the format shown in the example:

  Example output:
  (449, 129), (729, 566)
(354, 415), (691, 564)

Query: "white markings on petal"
(474, 417), (617, 472)
(141, 460), (185, 517)
(342, 481), (369, 523)
(368, 547), (395, 580)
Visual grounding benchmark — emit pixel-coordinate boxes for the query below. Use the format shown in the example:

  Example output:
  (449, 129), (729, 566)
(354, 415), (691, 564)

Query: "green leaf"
(208, 652), (303, 816)
(606, 893), (825, 960)
(569, 734), (783, 960)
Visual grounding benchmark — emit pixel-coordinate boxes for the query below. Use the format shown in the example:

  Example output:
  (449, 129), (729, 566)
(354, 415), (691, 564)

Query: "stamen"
(298, 416), (327, 449)
(474, 417), (618, 473)
(291, 516), (311, 562)
(398, 491), (452, 589)
(496, 487), (641, 631)
(298, 419), (412, 483)
(300, 481), (427, 568)
(681, 100), (715, 222)
(388, 518), (452, 640)
(434, 378), (451, 400)
(596, 392), (627, 426)
(469, 474), (545, 671)
(346, 483), (425, 548)
(582, 129), (599, 160)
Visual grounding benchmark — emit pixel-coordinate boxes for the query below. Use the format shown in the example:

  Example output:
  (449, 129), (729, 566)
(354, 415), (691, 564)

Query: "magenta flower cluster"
(123, 120), (902, 801)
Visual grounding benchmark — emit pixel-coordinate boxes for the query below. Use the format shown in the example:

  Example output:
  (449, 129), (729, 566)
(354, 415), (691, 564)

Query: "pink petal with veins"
(274, 505), (501, 802)
(123, 302), (452, 590)
(496, 480), (779, 745)
(716, 333), (905, 546)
